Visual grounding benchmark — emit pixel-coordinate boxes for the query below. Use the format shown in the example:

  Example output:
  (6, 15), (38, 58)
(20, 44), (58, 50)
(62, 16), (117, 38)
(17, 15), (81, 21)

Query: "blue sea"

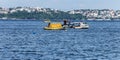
(0, 20), (120, 60)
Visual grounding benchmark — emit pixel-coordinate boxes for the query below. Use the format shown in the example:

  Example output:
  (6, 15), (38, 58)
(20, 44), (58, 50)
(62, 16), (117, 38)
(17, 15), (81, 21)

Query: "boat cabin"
(71, 22), (89, 29)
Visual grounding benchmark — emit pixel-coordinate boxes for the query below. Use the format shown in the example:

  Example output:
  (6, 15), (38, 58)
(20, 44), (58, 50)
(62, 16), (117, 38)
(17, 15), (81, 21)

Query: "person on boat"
(48, 23), (50, 27)
(63, 20), (67, 25)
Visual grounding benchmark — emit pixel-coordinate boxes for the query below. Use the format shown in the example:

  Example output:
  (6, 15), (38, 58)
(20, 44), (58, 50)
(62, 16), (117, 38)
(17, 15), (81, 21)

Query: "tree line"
(0, 10), (86, 20)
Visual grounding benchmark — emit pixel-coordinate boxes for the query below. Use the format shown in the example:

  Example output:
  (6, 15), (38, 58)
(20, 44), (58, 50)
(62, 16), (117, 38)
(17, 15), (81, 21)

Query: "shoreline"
(0, 18), (120, 21)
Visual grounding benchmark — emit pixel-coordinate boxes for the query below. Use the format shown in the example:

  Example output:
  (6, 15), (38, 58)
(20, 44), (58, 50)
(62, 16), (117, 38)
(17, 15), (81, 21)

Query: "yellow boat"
(44, 22), (63, 30)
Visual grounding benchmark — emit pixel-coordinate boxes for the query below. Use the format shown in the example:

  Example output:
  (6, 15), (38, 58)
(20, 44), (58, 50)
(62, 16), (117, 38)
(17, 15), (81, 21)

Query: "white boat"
(72, 22), (89, 29)
(44, 19), (51, 23)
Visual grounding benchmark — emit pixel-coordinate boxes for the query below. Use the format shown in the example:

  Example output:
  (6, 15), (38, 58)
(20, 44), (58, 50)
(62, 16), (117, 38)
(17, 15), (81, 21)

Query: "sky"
(0, 0), (120, 11)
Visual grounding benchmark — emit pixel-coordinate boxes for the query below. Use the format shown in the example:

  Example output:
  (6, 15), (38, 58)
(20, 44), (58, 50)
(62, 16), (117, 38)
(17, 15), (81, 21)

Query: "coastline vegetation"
(0, 10), (86, 20)
(1, 7), (120, 20)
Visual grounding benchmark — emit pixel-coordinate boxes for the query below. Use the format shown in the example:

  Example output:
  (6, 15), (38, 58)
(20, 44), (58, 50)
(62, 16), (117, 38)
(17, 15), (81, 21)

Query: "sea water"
(0, 20), (120, 60)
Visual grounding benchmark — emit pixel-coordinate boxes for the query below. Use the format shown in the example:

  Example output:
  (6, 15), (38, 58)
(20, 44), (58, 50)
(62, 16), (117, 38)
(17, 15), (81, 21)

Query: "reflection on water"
(0, 20), (120, 60)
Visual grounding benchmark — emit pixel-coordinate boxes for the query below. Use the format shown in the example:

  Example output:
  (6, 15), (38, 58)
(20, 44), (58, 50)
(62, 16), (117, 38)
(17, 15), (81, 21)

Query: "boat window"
(83, 22), (87, 24)
(73, 23), (80, 26)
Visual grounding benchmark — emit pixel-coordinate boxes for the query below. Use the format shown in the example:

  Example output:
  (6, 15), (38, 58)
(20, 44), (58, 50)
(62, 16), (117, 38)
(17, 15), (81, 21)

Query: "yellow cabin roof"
(48, 23), (62, 28)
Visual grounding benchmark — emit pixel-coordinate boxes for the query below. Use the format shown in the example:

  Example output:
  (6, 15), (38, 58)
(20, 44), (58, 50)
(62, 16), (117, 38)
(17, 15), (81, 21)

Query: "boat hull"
(74, 26), (89, 29)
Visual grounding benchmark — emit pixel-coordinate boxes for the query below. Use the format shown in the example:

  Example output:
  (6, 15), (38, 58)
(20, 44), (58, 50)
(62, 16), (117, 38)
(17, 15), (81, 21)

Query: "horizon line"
(0, 6), (120, 11)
